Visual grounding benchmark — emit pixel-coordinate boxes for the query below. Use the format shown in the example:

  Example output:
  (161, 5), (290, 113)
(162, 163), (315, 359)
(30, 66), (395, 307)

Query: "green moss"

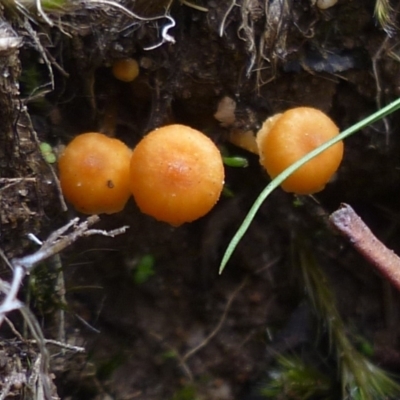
(96, 353), (126, 381)
(259, 355), (332, 399)
(171, 385), (199, 400)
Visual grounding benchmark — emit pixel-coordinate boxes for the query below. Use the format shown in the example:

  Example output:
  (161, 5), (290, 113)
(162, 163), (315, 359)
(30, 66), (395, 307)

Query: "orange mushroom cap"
(59, 132), (132, 214)
(129, 124), (225, 226)
(256, 107), (343, 194)
(112, 58), (140, 82)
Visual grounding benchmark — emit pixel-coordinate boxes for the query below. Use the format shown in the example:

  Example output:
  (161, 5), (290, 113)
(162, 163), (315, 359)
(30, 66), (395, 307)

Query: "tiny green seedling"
(133, 254), (155, 284)
(356, 337), (375, 358)
(222, 156), (249, 168)
(222, 184), (235, 198)
(219, 97), (400, 274)
(39, 142), (57, 164)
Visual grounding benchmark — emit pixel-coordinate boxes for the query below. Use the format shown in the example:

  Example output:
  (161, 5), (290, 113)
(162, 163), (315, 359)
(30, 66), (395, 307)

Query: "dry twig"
(0, 215), (128, 326)
(329, 203), (400, 291)
(182, 277), (247, 362)
(0, 216), (128, 399)
(149, 277), (247, 382)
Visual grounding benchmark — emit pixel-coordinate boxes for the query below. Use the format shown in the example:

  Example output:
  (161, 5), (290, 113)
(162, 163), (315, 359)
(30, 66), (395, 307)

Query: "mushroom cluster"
(58, 125), (225, 225)
(58, 106), (343, 222)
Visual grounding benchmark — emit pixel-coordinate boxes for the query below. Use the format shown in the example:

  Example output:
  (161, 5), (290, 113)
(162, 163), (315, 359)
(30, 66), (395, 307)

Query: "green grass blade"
(219, 97), (400, 274)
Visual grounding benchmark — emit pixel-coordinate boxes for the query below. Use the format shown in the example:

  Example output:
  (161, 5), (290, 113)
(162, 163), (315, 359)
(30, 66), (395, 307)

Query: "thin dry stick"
(0, 216), (129, 326)
(149, 331), (194, 381)
(148, 278), (247, 382)
(182, 277), (247, 362)
(29, 123), (68, 211)
(329, 203), (400, 291)
(36, 339), (85, 353)
(5, 316), (26, 342)
(0, 217), (128, 399)
(5, 318), (84, 352)
(0, 177), (36, 183)
(180, 0), (208, 12)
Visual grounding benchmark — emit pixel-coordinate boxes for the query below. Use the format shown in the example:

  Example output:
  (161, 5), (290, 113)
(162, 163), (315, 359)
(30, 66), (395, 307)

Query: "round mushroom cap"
(112, 58), (140, 82)
(256, 107), (343, 194)
(130, 124), (225, 226)
(59, 132), (132, 214)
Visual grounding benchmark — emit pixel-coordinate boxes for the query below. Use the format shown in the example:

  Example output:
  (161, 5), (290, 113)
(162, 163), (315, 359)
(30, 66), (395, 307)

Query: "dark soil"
(2, 0), (400, 399)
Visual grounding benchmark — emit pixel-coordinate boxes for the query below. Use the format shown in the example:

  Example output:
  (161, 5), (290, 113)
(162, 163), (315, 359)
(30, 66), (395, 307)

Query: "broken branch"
(329, 203), (400, 291)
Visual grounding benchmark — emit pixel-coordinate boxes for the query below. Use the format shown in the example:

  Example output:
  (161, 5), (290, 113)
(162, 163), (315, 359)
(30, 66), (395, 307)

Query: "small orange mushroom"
(59, 132), (132, 214)
(112, 58), (140, 82)
(129, 124), (225, 226)
(256, 107), (343, 194)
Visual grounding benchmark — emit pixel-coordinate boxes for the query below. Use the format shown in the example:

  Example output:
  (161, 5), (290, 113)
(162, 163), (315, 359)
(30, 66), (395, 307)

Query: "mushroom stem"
(329, 203), (400, 291)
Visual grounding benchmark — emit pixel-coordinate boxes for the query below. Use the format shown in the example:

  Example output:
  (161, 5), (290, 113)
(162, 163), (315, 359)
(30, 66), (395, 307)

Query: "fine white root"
(143, 14), (176, 50)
